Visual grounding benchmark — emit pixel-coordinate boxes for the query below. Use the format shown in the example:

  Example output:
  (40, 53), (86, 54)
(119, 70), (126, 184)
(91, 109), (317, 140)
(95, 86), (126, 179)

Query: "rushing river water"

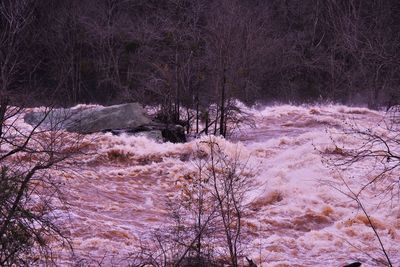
(21, 104), (400, 266)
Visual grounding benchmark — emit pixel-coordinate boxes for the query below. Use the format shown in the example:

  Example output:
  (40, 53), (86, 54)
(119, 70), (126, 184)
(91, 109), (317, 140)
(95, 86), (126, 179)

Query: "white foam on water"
(4, 103), (399, 266)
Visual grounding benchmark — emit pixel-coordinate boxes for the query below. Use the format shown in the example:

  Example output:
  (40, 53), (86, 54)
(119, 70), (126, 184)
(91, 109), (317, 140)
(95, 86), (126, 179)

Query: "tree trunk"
(205, 111), (209, 135)
(219, 67), (226, 137)
(0, 97), (9, 138)
(214, 108), (219, 135)
(196, 95), (199, 134)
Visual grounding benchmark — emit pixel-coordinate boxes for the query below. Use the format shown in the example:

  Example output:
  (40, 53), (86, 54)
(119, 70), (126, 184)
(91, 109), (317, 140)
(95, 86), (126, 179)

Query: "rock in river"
(24, 103), (186, 143)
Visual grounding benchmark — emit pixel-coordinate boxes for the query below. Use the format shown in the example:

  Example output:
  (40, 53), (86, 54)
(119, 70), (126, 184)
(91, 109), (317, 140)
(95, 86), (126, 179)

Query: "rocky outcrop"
(24, 103), (151, 134)
(24, 103), (186, 143)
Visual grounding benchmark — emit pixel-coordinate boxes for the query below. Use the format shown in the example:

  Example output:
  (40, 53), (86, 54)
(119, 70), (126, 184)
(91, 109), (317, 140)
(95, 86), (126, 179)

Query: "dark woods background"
(1, 0), (400, 110)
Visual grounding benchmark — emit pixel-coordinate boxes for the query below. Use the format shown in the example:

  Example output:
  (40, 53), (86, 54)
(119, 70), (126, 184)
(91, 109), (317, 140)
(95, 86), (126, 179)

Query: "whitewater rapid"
(40, 104), (400, 266)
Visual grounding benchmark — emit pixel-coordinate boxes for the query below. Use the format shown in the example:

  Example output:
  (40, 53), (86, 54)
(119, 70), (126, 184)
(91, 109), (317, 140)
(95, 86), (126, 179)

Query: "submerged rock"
(161, 125), (186, 143)
(133, 130), (164, 141)
(343, 262), (361, 267)
(106, 123), (186, 143)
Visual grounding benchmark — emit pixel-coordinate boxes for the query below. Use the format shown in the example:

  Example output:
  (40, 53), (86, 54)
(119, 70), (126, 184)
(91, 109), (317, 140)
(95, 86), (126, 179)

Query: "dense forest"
(1, 0), (400, 112)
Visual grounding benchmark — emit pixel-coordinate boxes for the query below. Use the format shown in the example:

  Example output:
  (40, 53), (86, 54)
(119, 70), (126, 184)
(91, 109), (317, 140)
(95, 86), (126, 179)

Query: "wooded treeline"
(1, 0), (400, 112)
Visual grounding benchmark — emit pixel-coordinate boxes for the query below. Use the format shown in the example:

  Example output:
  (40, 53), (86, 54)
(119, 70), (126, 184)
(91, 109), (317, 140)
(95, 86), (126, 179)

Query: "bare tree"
(0, 3), (84, 259)
(202, 0), (269, 137)
(0, 0), (36, 101)
(0, 103), (84, 265)
(154, 137), (256, 267)
(322, 0), (400, 107)
(205, 139), (255, 267)
(57, 1), (85, 104)
(322, 107), (400, 266)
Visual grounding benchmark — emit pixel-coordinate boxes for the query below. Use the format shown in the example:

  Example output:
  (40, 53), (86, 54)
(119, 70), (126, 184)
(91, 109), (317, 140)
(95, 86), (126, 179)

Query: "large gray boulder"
(24, 103), (151, 134)
(24, 103), (187, 143)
